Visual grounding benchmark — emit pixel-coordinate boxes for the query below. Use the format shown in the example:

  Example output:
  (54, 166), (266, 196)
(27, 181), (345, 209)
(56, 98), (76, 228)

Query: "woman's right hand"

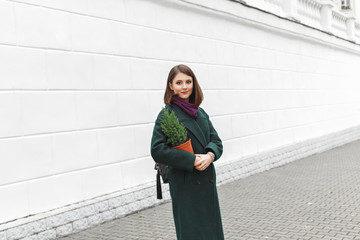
(194, 154), (212, 171)
(194, 155), (202, 168)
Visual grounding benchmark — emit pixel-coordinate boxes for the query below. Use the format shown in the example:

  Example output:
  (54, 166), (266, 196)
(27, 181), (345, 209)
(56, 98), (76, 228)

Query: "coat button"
(196, 180), (201, 185)
(209, 179), (214, 184)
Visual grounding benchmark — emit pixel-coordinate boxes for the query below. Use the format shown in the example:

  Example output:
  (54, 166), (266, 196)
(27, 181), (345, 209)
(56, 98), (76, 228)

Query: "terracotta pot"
(171, 138), (194, 154)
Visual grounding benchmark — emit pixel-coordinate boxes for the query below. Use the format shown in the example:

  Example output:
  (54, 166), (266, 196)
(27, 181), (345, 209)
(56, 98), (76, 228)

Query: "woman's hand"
(194, 155), (201, 168)
(194, 154), (213, 171)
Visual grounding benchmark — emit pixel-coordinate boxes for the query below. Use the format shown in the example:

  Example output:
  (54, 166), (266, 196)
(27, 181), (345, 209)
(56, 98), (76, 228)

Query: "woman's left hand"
(194, 154), (212, 171)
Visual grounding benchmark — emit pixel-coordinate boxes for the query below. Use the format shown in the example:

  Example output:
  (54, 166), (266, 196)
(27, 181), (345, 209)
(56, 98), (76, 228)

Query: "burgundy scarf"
(171, 95), (198, 119)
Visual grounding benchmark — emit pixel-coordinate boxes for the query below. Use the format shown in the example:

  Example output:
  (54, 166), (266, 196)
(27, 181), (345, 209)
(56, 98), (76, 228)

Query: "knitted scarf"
(171, 95), (198, 119)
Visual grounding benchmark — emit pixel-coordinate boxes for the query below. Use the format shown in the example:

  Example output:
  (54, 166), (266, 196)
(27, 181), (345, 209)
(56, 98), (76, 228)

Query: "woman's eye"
(176, 82), (181, 85)
(186, 81), (192, 84)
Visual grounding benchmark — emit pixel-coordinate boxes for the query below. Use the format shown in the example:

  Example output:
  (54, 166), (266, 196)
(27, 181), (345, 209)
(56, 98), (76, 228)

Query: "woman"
(150, 64), (224, 240)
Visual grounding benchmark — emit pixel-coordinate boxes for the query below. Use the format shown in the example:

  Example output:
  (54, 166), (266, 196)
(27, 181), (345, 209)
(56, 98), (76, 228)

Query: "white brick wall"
(0, 0), (360, 229)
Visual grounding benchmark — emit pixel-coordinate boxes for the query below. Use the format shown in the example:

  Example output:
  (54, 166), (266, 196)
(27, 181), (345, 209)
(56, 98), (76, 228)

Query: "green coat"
(151, 104), (224, 240)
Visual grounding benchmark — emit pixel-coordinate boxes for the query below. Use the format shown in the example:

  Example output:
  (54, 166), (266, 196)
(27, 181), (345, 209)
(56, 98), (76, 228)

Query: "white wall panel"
(97, 127), (135, 164)
(76, 91), (119, 128)
(194, 65), (230, 90)
(0, 93), (24, 137)
(70, 14), (113, 54)
(130, 59), (173, 90)
(52, 131), (98, 174)
(147, 91), (165, 121)
(255, 128), (295, 153)
(110, 21), (146, 57)
(117, 91), (152, 125)
(81, 162), (124, 200)
(121, 157), (154, 189)
(134, 124), (154, 157)
(46, 51), (93, 89)
(14, 3), (71, 49)
(0, 46), (47, 89)
(40, 0), (89, 14)
(0, 183), (28, 223)
(12, 0), (41, 5)
(0, 1), (16, 45)
(26, 172), (83, 216)
(211, 116), (233, 141)
(0, 136), (52, 185)
(87, 0), (126, 22)
(21, 92), (77, 135)
(231, 114), (254, 138)
(93, 55), (132, 90)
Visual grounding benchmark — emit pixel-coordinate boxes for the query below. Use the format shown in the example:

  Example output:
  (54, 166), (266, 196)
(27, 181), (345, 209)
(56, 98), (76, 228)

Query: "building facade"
(332, 0), (360, 18)
(1, 0), (360, 239)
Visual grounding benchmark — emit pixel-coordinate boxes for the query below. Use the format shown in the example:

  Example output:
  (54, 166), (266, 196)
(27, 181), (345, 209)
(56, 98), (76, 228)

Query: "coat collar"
(166, 104), (207, 148)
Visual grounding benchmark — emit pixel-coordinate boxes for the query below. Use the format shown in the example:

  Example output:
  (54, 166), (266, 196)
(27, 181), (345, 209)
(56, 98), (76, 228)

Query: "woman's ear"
(169, 82), (173, 90)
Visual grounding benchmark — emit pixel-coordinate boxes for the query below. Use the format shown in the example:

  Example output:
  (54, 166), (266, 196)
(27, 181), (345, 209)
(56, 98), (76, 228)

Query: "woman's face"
(169, 72), (193, 102)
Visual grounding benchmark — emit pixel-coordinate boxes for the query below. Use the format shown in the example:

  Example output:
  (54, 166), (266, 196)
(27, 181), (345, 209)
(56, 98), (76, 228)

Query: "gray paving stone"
(19, 235), (39, 240)
(57, 140), (360, 239)
(6, 225), (28, 240)
(55, 224), (72, 238)
(37, 230), (56, 240)
(0, 232), (5, 240)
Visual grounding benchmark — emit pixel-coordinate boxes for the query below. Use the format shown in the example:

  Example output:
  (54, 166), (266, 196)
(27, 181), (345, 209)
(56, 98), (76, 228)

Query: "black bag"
(154, 163), (168, 199)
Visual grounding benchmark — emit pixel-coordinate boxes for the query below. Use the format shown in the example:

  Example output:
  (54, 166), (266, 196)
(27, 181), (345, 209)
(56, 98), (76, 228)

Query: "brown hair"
(164, 64), (203, 108)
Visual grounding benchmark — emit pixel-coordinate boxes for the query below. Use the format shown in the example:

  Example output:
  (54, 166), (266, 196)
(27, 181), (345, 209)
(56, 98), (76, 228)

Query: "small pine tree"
(160, 107), (188, 147)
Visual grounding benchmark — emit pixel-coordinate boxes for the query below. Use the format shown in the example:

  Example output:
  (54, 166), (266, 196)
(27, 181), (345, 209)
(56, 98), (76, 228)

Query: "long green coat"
(151, 103), (224, 240)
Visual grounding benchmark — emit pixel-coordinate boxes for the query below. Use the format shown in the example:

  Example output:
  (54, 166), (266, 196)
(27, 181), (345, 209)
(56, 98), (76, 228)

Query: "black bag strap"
(156, 169), (162, 199)
(155, 163), (163, 199)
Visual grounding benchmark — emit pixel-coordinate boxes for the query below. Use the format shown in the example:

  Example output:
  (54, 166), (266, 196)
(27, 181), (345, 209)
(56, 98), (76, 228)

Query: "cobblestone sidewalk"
(58, 140), (360, 240)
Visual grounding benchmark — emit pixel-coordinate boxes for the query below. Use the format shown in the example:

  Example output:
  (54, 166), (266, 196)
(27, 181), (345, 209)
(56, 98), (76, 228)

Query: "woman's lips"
(181, 91), (188, 94)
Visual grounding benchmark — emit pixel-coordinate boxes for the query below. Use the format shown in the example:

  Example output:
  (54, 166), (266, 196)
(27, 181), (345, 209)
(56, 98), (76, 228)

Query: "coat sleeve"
(202, 109), (223, 162)
(150, 110), (196, 172)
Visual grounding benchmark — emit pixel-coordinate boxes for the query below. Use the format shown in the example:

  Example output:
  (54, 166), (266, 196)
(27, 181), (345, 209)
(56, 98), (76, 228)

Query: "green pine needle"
(160, 108), (188, 147)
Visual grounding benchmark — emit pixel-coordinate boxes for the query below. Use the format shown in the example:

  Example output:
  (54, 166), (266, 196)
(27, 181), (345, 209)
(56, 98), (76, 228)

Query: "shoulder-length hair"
(164, 64), (203, 108)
